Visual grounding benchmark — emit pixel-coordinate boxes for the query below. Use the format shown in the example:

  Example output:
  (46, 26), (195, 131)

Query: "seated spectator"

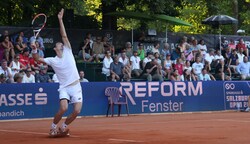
(140, 59), (163, 81)
(228, 49), (239, 73)
(154, 52), (161, 65)
(192, 57), (204, 76)
(174, 58), (183, 76)
(130, 51), (142, 77)
(143, 52), (153, 68)
(184, 44), (194, 62)
(29, 33), (44, 49)
(237, 47), (245, 63)
(102, 51), (113, 76)
(0, 73), (7, 83)
(137, 42), (145, 62)
(170, 69), (181, 81)
(110, 55), (124, 81)
(197, 39), (207, 56)
(205, 49), (215, 66)
(79, 70), (89, 82)
(14, 35), (27, 54)
(161, 43), (170, 60)
(119, 51), (130, 66)
(13, 72), (23, 83)
(223, 48), (231, 65)
(184, 60), (192, 72)
(0, 59), (13, 83)
(178, 38), (187, 52)
(171, 47), (181, 62)
(103, 36), (115, 55)
(13, 32), (28, 45)
(214, 50), (224, 64)
(92, 36), (105, 63)
(19, 47), (30, 70)
(9, 54), (21, 76)
(228, 39), (236, 51)
(218, 37), (228, 53)
(152, 42), (160, 54)
(236, 56), (250, 80)
(163, 54), (173, 79)
(215, 59), (231, 80)
(22, 68), (35, 83)
(236, 38), (248, 57)
(123, 64), (131, 82)
(199, 68), (211, 81)
(35, 66), (52, 83)
(78, 37), (93, 62)
(181, 69), (195, 81)
(30, 57), (44, 72)
(85, 32), (94, 48)
(2, 35), (14, 62)
(125, 42), (133, 58)
(190, 39), (200, 58)
(34, 41), (45, 58)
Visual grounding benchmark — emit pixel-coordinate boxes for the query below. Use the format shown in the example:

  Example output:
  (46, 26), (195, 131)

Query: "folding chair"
(105, 87), (129, 117)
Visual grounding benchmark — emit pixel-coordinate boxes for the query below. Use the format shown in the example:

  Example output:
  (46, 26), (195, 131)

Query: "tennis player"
(31, 8), (82, 137)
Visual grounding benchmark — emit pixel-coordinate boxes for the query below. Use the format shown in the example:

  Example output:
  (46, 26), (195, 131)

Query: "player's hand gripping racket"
(31, 13), (47, 39)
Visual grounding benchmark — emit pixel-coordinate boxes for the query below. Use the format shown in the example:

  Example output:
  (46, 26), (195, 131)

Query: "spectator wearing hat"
(143, 52), (153, 68)
(19, 47), (30, 70)
(130, 50), (142, 77)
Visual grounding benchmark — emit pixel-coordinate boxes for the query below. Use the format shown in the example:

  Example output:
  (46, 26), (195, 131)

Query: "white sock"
(51, 123), (57, 129)
(62, 122), (68, 130)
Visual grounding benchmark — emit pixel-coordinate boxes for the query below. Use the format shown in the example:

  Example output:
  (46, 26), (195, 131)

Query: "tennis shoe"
(49, 128), (58, 137)
(58, 127), (70, 137)
(245, 107), (250, 112)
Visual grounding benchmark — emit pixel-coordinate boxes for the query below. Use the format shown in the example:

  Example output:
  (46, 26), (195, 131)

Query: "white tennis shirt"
(44, 46), (80, 89)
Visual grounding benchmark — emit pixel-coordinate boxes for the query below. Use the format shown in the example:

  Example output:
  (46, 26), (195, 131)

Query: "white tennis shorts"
(58, 82), (83, 103)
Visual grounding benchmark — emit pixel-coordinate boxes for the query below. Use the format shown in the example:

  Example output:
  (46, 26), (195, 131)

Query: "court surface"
(0, 111), (250, 144)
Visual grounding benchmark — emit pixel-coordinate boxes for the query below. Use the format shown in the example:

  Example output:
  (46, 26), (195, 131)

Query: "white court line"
(0, 129), (80, 138)
(109, 138), (144, 143)
(215, 119), (250, 123)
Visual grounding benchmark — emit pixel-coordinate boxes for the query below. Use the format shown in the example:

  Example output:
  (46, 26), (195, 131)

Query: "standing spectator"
(0, 59), (13, 83)
(110, 55), (124, 81)
(22, 68), (35, 83)
(79, 71), (89, 82)
(237, 56), (250, 80)
(9, 54), (21, 76)
(192, 57), (204, 76)
(2, 35), (14, 62)
(236, 38), (248, 57)
(102, 51), (113, 77)
(92, 36), (105, 63)
(130, 51), (142, 77)
(199, 68), (211, 81)
(140, 59), (163, 81)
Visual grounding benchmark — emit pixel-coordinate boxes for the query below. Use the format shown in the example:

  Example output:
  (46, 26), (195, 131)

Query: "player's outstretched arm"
(58, 8), (71, 49)
(31, 43), (45, 63)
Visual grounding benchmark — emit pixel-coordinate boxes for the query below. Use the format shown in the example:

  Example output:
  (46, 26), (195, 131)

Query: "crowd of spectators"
(1, 30), (249, 83)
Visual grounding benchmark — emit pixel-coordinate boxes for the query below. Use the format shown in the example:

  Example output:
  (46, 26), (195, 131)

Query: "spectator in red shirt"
(236, 38), (248, 57)
(19, 47), (30, 70)
(174, 58), (184, 76)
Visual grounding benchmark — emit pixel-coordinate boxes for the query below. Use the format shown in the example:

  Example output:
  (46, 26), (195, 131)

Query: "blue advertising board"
(0, 81), (248, 120)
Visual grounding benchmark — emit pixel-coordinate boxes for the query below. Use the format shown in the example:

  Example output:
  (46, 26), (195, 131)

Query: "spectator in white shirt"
(22, 68), (35, 83)
(143, 52), (153, 68)
(119, 51), (130, 66)
(0, 59), (13, 83)
(214, 50), (224, 63)
(205, 49), (215, 65)
(79, 71), (89, 82)
(152, 42), (160, 54)
(237, 48), (245, 63)
(199, 68), (211, 81)
(102, 51), (113, 76)
(192, 57), (204, 75)
(130, 51), (142, 77)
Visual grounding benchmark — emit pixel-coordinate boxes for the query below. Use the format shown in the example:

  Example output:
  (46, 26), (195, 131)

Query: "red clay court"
(0, 111), (250, 144)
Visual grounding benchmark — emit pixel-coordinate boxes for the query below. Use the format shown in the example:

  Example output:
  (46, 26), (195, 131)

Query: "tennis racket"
(31, 13), (47, 40)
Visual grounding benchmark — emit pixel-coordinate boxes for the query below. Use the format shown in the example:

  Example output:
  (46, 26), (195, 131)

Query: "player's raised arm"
(58, 8), (71, 49)
(31, 42), (45, 63)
